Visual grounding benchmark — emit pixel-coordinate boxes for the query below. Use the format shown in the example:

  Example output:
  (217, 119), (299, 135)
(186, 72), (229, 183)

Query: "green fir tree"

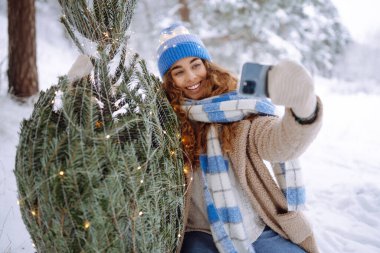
(15, 0), (185, 252)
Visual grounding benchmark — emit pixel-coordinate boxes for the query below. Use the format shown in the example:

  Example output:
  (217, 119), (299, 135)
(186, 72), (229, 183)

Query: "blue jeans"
(180, 227), (306, 253)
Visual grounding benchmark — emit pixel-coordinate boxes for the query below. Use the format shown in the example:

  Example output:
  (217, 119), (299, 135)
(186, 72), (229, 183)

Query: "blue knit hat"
(157, 23), (212, 77)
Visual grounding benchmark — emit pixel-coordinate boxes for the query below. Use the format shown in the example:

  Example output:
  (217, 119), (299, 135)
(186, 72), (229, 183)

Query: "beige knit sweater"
(177, 97), (323, 253)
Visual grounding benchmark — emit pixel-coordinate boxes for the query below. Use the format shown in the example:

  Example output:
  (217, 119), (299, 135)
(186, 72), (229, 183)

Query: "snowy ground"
(1, 2), (380, 253)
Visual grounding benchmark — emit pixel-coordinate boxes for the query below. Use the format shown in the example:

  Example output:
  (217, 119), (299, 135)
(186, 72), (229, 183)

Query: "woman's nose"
(186, 71), (197, 83)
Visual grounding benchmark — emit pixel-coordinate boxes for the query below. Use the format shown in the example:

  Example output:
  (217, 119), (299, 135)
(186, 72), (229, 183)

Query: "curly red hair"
(162, 60), (239, 167)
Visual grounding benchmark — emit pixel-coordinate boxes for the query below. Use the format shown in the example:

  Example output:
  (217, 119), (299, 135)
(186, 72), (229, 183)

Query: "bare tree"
(178, 0), (190, 23)
(8, 0), (38, 100)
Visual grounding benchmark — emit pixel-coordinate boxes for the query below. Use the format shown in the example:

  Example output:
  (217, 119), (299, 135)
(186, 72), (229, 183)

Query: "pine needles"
(15, 1), (185, 252)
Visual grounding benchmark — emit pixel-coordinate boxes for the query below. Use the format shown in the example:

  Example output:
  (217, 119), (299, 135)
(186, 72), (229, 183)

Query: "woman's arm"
(249, 60), (323, 162)
(250, 98), (323, 162)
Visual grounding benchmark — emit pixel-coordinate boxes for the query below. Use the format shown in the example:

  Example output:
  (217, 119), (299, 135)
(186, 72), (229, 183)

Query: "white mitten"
(67, 55), (93, 83)
(267, 60), (317, 119)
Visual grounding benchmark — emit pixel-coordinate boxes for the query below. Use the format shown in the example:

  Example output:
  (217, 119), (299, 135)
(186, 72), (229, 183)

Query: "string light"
(181, 135), (190, 144)
(59, 171), (65, 177)
(170, 150), (175, 156)
(84, 220), (91, 230)
(163, 130), (167, 134)
(140, 179), (144, 184)
(183, 165), (189, 174)
(106, 134), (110, 139)
(31, 209), (37, 217)
(51, 100), (55, 104)
(138, 211), (143, 216)
(95, 121), (103, 128)
(137, 166), (141, 170)
(177, 234), (181, 238)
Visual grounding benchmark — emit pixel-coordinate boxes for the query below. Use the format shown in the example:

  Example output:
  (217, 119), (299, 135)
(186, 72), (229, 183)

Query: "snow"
(52, 90), (63, 112)
(331, 0), (380, 44)
(1, 1), (380, 253)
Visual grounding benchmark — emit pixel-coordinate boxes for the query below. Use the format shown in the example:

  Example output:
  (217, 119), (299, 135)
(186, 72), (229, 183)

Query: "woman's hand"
(267, 60), (317, 119)
(67, 55), (93, 83)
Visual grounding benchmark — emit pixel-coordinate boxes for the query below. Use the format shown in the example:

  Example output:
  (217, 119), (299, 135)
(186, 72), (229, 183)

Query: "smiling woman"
(157, 23), (323, 253)
(169, 57), (208, 100)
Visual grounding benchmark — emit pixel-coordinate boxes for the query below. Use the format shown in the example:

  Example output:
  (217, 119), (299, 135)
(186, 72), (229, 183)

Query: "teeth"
(187, 83), (200, 90)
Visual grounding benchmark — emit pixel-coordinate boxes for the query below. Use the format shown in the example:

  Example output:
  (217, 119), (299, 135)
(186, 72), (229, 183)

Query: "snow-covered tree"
(187, 0), (351, 76)
(130, 0), (350, 77)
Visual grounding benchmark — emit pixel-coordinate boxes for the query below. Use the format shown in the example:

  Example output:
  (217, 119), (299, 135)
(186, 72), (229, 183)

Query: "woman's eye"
(192, 64), (201, 69)
(173, 71), (183, 77)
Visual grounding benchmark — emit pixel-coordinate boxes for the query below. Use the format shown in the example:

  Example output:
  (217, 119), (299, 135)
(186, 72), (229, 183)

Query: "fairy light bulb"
(95, 121), (103, 128)
(183, 165), (189, 174)
(84, 220), (91, 230)
(181, 135), (190, 144)
(59, 171), (65, 177)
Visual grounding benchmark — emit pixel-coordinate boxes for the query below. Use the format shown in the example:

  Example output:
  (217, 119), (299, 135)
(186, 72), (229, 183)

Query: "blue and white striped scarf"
(182, 91), (305, 253)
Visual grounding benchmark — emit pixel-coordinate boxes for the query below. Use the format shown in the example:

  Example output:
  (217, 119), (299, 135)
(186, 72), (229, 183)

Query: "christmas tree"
(14, 0), (185, 252)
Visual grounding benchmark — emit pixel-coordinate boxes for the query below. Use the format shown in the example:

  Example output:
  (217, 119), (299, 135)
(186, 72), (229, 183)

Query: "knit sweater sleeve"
(249, 97), (323, 162)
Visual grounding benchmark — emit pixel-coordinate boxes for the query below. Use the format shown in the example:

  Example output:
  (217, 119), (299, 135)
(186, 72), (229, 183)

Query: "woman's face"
(170, 57), (208, 100)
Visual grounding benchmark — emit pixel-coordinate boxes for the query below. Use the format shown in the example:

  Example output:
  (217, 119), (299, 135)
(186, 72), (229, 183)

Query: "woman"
(157, 23), (322, 253)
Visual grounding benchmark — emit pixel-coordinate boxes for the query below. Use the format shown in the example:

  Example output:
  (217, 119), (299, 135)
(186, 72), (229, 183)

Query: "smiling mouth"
(186, 83), (200, 90)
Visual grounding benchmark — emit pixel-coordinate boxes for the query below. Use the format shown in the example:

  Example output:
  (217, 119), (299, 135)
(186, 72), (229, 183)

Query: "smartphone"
(238, 62), (271, 97)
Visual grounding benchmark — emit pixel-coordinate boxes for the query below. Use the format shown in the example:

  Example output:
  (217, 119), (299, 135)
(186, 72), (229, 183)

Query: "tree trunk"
(178, 0), (190, 23)
(8, 0), (39, 100)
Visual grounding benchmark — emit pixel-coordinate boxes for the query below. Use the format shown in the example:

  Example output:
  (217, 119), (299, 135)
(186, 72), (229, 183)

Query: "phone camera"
(242, 80), (256, 94)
